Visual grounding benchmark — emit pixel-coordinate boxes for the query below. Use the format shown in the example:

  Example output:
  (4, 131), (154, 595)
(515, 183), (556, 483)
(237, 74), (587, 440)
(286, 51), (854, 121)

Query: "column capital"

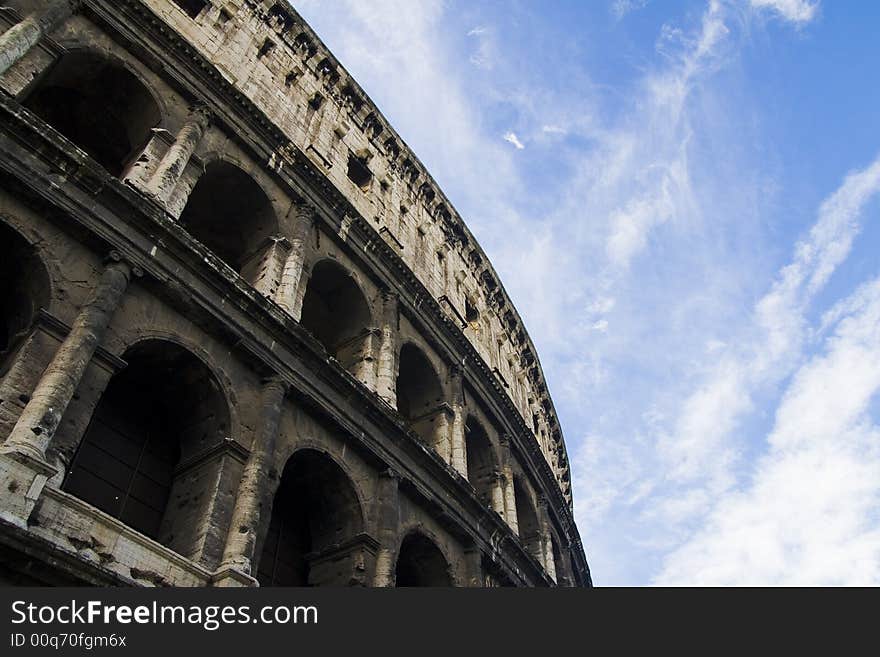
(380, 287), (399, 305)
(379, 466), (402, 483)
(293, 199), (317, 220)
(536, 492), (549, 511)
(104, 250), (142, 278)
(37, 0), (82, 31)
(261, 375), (289, 395)
(189, 102), (214, 128)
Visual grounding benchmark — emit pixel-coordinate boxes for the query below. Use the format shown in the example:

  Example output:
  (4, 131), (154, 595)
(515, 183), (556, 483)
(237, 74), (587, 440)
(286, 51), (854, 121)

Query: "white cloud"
(750, 0), (820, 25)
(503, 132), (525, 150)
(662, 154), (880, 485)
(658, 275), (880, 585)
(612, 0), (650, 20)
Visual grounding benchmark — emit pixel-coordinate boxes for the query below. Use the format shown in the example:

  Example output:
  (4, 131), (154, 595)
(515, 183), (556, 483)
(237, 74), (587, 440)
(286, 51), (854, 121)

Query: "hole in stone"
(346, 154), (372, 191)
(465, 297), (480, 325)
(217, 8), (233, 26)
(257, 39), (276, 59)
(172, 0), (210, 20)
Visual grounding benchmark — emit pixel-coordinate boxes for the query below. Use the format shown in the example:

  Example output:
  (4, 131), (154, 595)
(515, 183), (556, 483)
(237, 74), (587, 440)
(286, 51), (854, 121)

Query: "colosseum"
(0, 0), (591, 587)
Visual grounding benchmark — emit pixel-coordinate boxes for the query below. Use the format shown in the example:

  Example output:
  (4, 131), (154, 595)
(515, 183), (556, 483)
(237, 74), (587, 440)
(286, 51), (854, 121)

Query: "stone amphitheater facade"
(0, 0), (591, 587)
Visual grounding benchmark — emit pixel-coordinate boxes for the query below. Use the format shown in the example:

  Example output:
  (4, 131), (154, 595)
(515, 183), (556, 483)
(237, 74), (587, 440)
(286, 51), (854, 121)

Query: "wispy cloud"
(750, 0), (820, 25)
(612, 0), (650, 20)
(503, 132), (525, 150)
(659, 274), (880, 585)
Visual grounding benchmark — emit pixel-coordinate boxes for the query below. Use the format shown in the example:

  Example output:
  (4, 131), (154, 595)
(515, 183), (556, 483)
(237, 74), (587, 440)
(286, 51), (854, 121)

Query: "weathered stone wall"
(0, 0), (590, 587)
(131, 0), (573, 495)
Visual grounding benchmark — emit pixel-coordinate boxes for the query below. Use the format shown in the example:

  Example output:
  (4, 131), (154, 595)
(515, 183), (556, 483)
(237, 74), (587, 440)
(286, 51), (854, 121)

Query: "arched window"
(178, 161), (279, 286)
(395, 533), (452, 587)
(465, 417), (497, 507)
(23, 51), (161, 177)
(396, 343), (445, 449)
(258, 450), (364, 586)
(300, 260), (373, 381)
(513, 477), (543, 562)
(0, 222), (50, 376)
(63, 340), (229, 552)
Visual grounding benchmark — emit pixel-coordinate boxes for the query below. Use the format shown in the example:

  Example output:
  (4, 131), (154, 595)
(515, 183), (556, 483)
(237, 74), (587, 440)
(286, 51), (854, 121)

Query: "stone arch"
(513, 476), (542, 562)
(0, 220), (52, 376)
(178, 159), (281, 287)
(464, 416), (498, 508)
(22, 48), (163, 177)
(394, 529), (454, 587)
(257, 448), (366, 586)
(63, 339), (231, 557)
(396, 342), (446, 450)
(300, 259), (374, 380)
(110, 327), (241, 446)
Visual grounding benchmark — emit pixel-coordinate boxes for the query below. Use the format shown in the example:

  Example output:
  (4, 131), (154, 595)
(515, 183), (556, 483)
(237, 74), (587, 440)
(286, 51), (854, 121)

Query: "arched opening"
(258, 449), (364, 586)
(0, 222), (50, 376)
(465, 417), (497, 507)
(514, 477), (542, 562)
(23, 51), (161, 177)
(178, 161), (279, 286)
(300, 260), (373, 380)
(63, 340), (229, 551)
(395, 532), (452, 587)
(396, 343), (445, 448)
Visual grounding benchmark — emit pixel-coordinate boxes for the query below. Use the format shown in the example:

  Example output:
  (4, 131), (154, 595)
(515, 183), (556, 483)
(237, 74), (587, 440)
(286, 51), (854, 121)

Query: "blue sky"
(292, 0), (880, 585)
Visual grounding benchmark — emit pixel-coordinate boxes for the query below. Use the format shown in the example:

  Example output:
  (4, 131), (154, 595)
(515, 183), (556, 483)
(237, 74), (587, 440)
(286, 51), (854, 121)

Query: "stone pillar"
(0, 0), (80, 76)
(375, 290), (399, 406)
(537, 495), (557, 582)
(274, 202), (314, 319)
(245, 236), (290, 298)
(215, 377), (287, 582)
(372, 467), (401, 587)
(448, 365), (467, 476)
(500, 435), (518, 535)
(1, 254), (133, 463)
(490, 470), (506, 518)
(143, 105), (211, 204)
(463, 544), (484, 587)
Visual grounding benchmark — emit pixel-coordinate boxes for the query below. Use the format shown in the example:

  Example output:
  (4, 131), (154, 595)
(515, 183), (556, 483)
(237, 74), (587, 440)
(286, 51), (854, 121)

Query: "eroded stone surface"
(0, 0), (590, 587)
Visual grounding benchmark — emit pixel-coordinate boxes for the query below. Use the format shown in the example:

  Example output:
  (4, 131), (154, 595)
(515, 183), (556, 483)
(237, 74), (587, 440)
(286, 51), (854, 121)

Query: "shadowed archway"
(257, 449), (365, 586)
(394, 532), (452, 587)
(63, 339), (229, 555)
(24, 51), (161, 177)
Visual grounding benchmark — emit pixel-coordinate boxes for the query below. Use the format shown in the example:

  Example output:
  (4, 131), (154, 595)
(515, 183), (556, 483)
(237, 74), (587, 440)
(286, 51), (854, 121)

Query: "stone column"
(246, 236), (290, 298)
(372, 467), (401, 587)
(1, 254), (133, 463)
(143, 105), (211, 204)
(274, 202), (314, 319)
(448, 365), (467, 476)
(537, 495), (557, 582)
(0, 0), (80, 76)
(216, 377), (287, 580)
(375, 290), (399, 406)
(463, 544), (484, 587)
(490, 470), (506, 518)
(499, 435), (518, 535)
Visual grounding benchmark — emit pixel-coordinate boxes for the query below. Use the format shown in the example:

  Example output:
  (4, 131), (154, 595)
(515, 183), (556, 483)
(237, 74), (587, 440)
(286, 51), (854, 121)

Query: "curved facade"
(0, 0), (591, 587)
